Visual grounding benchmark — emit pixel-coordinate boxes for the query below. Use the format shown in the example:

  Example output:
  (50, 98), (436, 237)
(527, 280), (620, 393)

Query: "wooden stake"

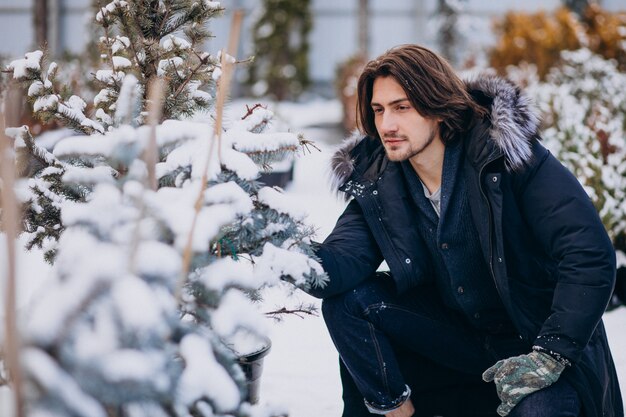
(215, 9), (244, 160)
(146, 77), (165, 191)
(177, 10), (244, 302)
(0, 92), (25, 417)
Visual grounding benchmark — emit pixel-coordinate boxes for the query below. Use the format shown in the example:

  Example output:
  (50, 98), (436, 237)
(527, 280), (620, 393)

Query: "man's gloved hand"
(482, 350), (566, 416)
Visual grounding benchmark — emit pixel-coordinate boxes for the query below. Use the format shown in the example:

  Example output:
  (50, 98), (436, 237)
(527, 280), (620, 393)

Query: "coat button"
(372, 190), (378, 195)
(441, 243), (449, 250)
(492, 176), (498, 182)
(405, 258), (411, 264)
(498, 257), (503, 263)
(474, 312), (481, 319)
(457, 286), (464, 294)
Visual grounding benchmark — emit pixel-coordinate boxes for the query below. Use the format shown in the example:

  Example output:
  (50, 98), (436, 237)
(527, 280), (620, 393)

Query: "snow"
(221, 147), (261, 180)
(161, 35), (191, 51)
(177, 333), (240, 410)
(62, 184), (138, 239)
(198, 257), (255, 292)
(96, 0), (129, 22)
(112, 56), (132, 69)
(203, 181), (253, 214)
(134, 241), (182, 280)
(62, 166), (116, 185)
(111, 277), (167, 332)
(203, 0), (221, 10)
(115, 74), (140, 122)
(227, 130), (299, 154)
(7, 50), (43, 79)
(157, 57), (184, 78)
(28, 81), (45, 97)
(95, 69), (125, 85)
(33, 94), (59, 112)
(254, 243), (323, 287)
(22, 348), (107, 417)
(257, 186), (307, 220)
(110, 36), (131, 54)
(146, 183), (246, 251)
(24, 229), (129, 344)
(212, 289), (269, 338)
(68, 95), (87, 112)
(96, 349), (168, 387)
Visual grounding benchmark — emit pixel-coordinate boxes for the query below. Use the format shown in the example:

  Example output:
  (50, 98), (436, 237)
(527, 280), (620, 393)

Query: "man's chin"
(384, 149), (409, 162)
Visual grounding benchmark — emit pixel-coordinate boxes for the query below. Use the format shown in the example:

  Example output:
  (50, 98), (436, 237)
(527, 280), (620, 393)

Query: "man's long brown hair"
(356, 44), (487, 144)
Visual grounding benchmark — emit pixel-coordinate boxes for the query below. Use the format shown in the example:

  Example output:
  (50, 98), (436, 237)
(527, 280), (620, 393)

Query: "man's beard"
(383, 126), (438, 162)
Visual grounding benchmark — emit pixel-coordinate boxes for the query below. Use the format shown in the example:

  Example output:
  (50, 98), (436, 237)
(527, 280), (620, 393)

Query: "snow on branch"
(5, 125), (62, 168)
(5, 51), (104, 135)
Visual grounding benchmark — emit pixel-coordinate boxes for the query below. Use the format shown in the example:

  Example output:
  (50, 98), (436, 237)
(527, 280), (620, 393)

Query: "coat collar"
(330, 75), (541, 195)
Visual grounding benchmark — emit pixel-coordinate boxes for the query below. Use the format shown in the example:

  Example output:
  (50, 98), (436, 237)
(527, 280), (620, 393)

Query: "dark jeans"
(322, 276), (582, 416)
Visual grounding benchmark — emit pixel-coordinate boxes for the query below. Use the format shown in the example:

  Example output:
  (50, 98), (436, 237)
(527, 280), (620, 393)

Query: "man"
(308, 44), (623, 417)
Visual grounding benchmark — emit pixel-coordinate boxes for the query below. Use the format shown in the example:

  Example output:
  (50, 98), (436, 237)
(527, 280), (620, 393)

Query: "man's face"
(370, 76), (441, 162)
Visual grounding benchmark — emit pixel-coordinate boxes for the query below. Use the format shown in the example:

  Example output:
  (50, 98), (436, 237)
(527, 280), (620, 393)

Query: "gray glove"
(482, 350), (566, 416)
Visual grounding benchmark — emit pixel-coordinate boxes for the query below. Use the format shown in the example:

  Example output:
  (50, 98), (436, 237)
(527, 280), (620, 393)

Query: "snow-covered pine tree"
(246, 0), (312, 100)
(518, 48), (626, 267)
(2, 1), (326, 415)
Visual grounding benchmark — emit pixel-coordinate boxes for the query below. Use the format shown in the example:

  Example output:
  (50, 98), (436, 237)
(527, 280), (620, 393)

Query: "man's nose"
(379, 113), (398, 134)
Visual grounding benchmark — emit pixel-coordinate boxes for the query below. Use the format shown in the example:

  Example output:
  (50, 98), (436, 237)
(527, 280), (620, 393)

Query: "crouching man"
(307, 44), (623, 417)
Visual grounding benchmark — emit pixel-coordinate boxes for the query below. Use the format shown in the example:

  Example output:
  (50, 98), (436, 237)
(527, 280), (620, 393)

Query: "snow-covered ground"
(1, 101), (625, 416)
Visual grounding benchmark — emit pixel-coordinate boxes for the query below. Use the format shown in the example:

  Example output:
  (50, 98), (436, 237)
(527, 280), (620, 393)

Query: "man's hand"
(482, 351), (566, 416)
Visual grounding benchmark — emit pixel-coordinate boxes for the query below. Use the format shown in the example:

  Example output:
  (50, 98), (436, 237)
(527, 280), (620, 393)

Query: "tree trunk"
(33, 0), (48, 49)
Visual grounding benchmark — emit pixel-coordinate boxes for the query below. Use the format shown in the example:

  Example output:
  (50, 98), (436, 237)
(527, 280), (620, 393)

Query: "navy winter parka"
(311, 76), (623, 417)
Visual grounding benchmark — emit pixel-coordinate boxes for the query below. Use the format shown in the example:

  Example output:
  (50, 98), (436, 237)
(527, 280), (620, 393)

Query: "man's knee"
(508, 379), (581, 417)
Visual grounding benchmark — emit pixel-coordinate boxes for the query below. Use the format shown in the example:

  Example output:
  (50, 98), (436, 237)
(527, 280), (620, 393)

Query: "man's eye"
(373, 108), (383, 114)
(397, 105), (409, 111)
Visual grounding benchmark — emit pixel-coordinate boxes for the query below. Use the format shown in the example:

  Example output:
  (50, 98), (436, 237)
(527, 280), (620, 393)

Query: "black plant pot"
(237, 337), (272, 404)
(258, 163), (294, 189)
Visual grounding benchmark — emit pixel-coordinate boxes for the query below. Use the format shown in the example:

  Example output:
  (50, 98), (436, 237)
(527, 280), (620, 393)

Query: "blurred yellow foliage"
(584, 4), (626, 70)
(490, 6), (626, 78)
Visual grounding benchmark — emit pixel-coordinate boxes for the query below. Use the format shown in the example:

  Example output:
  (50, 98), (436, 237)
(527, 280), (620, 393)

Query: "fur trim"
(465, 75), (540, 171)
(328, 129), (365, 197)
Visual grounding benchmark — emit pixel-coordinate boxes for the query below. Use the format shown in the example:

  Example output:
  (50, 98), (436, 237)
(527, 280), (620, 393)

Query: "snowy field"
(1, 100), (625, 416)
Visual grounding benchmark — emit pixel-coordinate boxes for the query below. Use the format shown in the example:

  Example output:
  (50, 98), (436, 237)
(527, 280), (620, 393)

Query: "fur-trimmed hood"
(330, 75), (541, 192)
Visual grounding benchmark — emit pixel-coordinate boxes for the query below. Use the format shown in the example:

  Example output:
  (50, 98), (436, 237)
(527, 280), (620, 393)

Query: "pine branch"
(115, 6), (150, 81)
(264, 305), (319, 319)
(98, 6), (119, 75)
(299, 135), (322, 154)
(170, 55), (211, 101)
(6, 125), (62, 169)
(241, 103), (267, 120)
(157, 1), (172, 36)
